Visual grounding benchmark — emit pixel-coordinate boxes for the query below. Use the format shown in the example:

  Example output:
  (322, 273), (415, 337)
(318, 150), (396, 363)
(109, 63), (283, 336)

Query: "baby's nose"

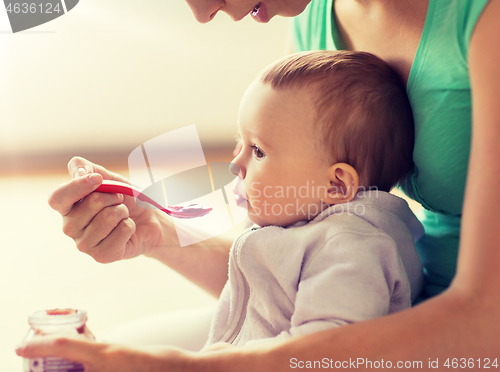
(229, 163), (241, 177)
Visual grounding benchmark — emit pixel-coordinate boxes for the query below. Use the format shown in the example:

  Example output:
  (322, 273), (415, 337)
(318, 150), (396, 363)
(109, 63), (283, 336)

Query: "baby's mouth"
(232, 176), (249, 209)
(234, 194), (249, 210)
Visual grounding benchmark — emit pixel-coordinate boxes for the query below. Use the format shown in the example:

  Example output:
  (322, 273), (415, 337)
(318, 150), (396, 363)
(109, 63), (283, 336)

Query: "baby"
(206, 51), (423, 347)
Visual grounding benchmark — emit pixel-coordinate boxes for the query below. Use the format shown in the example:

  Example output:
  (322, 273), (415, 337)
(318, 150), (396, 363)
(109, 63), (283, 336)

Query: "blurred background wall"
(0, 0), (289, 174)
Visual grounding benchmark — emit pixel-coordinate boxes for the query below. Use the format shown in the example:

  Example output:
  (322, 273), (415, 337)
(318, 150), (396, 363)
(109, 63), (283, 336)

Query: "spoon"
(95, 180), (212, 219)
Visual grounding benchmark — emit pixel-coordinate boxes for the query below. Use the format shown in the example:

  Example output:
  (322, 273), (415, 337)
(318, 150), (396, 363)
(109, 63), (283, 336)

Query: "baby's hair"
(260, 50), (414, 192)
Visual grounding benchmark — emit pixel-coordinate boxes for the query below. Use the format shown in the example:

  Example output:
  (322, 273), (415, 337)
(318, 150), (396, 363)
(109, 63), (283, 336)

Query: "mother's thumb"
(69, 156), (96, 179)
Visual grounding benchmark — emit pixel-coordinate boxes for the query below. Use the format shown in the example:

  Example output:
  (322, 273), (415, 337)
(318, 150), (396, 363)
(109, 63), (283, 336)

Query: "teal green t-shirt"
(292, 0), (490, 299)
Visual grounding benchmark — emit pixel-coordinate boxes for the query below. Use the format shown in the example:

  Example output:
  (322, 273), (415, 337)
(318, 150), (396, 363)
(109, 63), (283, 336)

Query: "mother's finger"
(48, 173), (103, 216)
(16, 336), (102, 365)
(87, 218), (136, 263)
(75, 205), (133, 257)
(68, 157), (130, 184)
(62, 192), (125, 240)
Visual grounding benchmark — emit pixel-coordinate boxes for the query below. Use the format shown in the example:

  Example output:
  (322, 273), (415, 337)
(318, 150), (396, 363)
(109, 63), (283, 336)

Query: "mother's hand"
(16, 337), (198, 372)
(48, 157), (171, 264)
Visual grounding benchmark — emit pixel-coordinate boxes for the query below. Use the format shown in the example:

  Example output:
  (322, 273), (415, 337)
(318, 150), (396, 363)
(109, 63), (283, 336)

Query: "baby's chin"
(248, 212), (307, 228)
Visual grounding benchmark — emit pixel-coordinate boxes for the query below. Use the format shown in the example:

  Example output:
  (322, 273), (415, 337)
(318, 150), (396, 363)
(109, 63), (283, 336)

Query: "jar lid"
(28, 308), (87, 327)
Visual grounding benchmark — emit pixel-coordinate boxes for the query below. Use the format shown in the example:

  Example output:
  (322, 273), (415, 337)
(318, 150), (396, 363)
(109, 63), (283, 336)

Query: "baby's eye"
(252, 146), (265, 159)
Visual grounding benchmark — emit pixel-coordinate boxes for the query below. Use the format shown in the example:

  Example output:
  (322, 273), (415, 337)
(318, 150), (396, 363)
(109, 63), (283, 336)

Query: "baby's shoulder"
(311, 209), (390, 242)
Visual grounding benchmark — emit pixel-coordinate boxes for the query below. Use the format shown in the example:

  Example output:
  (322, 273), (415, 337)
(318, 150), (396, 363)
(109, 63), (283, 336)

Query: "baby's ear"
(322, 163), (359, 204)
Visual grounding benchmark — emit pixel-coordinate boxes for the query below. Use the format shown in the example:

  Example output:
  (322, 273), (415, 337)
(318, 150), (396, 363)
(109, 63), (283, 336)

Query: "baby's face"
(231, 81), (332, 227)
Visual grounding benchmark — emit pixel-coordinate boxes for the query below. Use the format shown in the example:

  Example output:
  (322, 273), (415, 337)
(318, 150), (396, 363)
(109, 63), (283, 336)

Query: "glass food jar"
(22, 308), (94, 372)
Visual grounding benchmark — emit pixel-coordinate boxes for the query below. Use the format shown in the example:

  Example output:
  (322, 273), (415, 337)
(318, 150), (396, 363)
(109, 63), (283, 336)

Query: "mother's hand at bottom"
(48, 156), (171, 264)
(16, 337), (200, 372)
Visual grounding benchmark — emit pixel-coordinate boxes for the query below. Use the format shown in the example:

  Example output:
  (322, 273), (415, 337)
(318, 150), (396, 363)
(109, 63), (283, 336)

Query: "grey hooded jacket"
(205, 191), (424, 347)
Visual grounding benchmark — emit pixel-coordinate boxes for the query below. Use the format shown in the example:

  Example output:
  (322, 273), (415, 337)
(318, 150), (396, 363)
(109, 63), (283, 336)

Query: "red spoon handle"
(95, 181), (171, 215)
(95, 180), (212, 219)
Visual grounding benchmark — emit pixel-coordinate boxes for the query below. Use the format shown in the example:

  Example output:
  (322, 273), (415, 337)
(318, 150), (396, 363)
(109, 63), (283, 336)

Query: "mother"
(16, 0), (500, 369)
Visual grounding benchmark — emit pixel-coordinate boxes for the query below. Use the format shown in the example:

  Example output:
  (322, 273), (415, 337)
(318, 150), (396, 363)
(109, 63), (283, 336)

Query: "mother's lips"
(233, 2), (269, 22)
(251, 2), (269, 23)
(251, 3), (261, 16)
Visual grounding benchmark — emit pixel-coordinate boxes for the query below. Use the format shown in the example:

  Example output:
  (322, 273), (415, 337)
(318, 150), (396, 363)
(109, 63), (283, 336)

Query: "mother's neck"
(333, 0), (429, 85)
